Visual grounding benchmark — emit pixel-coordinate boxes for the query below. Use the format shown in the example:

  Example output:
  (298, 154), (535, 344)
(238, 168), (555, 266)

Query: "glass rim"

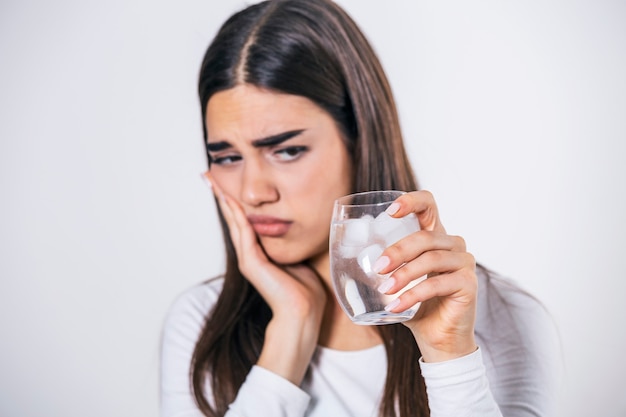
(333, 190), (405, 208)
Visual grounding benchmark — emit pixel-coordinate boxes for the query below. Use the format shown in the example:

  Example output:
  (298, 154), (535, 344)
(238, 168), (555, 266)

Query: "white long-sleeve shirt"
(160, 270), (561, 416)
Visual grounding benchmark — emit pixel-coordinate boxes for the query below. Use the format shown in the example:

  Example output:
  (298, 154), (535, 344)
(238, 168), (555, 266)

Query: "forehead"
(205, 85), (326, 143)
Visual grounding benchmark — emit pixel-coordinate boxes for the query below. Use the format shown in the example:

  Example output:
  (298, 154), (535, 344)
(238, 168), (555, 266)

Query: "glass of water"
(329, 190), (425, 325)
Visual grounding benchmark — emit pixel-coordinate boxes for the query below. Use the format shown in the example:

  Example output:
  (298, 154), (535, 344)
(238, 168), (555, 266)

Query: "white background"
(1, 0), (625, 416)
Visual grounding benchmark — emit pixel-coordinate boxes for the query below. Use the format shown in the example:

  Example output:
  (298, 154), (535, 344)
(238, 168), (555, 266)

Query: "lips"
(247, 215), (293, 237)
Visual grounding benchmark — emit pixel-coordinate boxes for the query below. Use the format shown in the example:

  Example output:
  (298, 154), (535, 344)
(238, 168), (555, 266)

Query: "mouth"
(247, 215), (293, 237)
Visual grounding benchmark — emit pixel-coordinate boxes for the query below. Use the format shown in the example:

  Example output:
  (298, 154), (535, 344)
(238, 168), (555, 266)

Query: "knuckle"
(384, 243), (403, 261)
(465, 251), (476, 266)
(396, 192), (412, 206)
(427, 274), (443, 291)
(423, 250), (443, 265)
(420, 189), (434, 201)
(459, 266), (478, 288)
(452, 235), (467, 250)
(394, 232), (424, 257)
(391, 263), (411, 282)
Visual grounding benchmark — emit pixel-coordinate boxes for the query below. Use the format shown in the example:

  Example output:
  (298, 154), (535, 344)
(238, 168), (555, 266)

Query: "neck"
(308, 250), (331, 285)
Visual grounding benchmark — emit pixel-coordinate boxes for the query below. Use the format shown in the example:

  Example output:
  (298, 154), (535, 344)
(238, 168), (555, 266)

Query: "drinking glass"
(329, 190), (425, 325)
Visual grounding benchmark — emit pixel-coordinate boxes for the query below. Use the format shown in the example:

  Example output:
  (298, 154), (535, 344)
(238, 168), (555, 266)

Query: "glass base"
(351, 310), (416, 325)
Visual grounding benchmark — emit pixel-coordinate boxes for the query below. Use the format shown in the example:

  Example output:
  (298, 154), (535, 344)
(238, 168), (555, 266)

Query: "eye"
(210, 153), (242, 166)
(272, 146), (309, 162)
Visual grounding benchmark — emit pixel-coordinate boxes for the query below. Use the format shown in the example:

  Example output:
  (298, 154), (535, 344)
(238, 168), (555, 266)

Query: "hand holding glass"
(330, 191), (426, 325)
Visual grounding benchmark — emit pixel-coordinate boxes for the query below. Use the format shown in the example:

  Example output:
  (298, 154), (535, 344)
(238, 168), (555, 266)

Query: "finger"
(201, 171), (225, 204)
(378, 250), (476, 295)
(202, 171), (247, 252)
(225, 192), (260, 254)
(201, 175), (304, 308)
(202, 171), (232, 223)
(374, 232), (466, 275)
(385, 267), (477, 313)
(387, 190), (445, 233)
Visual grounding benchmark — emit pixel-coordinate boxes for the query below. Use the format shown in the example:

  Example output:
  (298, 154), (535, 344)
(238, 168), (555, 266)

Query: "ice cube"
(400, 214), (420, 233)
(373, 212), (416, 246)
(338, 243), (361, 259)
(372, 211), (400, 238)
(357, 243), (384, 276)
(341, 216), (373, 247)
(344, 275), (366, 316)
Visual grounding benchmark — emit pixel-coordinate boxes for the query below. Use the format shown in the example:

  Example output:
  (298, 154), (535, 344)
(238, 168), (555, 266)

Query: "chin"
(261, 239), (325, 266)
(265, 251), (307, 266)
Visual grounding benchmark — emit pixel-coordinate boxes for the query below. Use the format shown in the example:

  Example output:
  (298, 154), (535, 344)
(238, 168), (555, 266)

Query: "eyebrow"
(206, 129), (305, 152)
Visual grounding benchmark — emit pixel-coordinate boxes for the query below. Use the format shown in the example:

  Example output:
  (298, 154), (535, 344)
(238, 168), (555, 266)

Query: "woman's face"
(206, 84), (353, 265)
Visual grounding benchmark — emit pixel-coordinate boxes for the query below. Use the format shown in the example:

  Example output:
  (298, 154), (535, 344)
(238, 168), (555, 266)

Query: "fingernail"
(201, 172), (212, 189)
(377, 277), (395, 294)
(384, 298), (400, 312)
(372, 256), (390, 273)
(201, 172), (227, 203)
(386, 202), (400, 216)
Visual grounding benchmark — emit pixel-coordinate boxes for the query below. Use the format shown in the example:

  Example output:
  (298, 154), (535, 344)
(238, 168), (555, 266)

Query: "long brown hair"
(193, 0), (428, 415)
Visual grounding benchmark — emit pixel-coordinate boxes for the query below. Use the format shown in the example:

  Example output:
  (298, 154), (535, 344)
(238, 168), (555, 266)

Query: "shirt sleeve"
(227, 366), (310, 416)
(419, 348), (503, 417)
(476, 277), (563, 417)
(430, 272), (563, 417)
(160, 283), (217, 417)
(160, 281), (311, 417)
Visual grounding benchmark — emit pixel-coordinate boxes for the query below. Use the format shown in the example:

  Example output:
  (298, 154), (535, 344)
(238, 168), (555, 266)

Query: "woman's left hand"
(375, 190), (478, 363)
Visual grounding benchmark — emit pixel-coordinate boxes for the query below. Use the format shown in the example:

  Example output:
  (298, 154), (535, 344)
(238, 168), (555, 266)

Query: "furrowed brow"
(206, 130), (305, 152)
(206, 141), (232, 152)
(252, 129), (305, 148)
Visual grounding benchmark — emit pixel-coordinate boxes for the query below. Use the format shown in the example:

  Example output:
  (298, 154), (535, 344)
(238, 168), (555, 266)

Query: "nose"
(240, 159), (279, 207)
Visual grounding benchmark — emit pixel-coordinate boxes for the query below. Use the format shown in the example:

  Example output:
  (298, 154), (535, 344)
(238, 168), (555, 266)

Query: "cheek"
(300, 145), (352, 194)
(320, 150), (353, 196)
(290, 157), (352, 218)
(286, 164), (344, 200)
(210, 170), (241, 198)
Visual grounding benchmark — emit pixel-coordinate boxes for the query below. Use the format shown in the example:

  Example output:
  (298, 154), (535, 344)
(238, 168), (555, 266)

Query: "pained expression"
(206, 84), (353, 265)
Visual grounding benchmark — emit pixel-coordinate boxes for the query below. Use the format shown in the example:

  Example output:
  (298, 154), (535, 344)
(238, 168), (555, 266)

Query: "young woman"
(160, 1), (561, 416)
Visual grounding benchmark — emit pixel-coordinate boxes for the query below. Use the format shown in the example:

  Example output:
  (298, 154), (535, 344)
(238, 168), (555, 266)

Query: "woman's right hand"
(203, 172), (327, 384)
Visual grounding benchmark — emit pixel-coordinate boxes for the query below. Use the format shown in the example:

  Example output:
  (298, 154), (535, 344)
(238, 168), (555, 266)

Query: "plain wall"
(1, 0), (625, 416)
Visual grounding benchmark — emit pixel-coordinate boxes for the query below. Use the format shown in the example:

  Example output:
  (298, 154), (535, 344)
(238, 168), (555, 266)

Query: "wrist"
(415, 334), (478, 363)
(257, 316), (321, 385)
